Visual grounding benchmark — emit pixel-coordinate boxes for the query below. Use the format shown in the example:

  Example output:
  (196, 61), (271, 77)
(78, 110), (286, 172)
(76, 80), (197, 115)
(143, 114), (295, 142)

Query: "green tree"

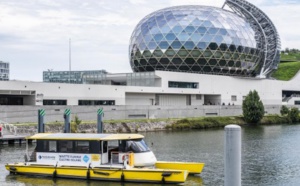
(242, 90), (265, 124)
(287, 107), (300, 123)
(280, 105), (289, 116)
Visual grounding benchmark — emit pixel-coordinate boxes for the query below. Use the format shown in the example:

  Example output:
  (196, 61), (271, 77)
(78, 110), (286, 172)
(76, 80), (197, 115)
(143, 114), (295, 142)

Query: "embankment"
(12, 115), (291, 135)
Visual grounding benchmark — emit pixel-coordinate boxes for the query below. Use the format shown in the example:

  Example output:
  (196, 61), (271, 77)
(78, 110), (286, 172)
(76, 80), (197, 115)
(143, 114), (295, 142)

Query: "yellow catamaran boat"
(6, 133), (204, 184)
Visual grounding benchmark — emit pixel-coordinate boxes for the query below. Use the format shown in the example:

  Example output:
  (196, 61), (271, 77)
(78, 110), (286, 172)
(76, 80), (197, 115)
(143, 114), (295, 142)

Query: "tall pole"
(224, 125), (241, 186)
(69, 38), (71, 84)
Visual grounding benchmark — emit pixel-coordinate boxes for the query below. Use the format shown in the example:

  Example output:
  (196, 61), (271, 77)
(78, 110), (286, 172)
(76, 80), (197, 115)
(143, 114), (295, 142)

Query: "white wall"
(155, 71), (282, 105)
(191, 94), (204, 106)
(158, 94), (187, 106)
(125, 93), (155, 105)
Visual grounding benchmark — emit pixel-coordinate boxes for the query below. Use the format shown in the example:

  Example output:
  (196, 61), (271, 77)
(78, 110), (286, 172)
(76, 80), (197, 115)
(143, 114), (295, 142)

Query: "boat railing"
(110, 151), (133, 165)
(0, 120), (17, 136)
(110, 151), (120, 164)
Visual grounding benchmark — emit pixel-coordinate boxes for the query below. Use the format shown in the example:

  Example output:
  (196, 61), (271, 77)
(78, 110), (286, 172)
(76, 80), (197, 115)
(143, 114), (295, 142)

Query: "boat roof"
(26, 133), (144, 141)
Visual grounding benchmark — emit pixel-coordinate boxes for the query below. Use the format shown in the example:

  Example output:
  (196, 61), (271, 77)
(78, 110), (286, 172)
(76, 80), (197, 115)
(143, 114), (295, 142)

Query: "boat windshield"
(127, 139), (150, 153)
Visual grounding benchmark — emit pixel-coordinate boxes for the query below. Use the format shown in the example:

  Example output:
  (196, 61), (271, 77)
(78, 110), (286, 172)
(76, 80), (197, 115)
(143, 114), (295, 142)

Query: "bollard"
(97, 108), (104, 133)
(64, 109), (71, 133)
(38, 109), (45, 133)
(224, 125), (241, 186)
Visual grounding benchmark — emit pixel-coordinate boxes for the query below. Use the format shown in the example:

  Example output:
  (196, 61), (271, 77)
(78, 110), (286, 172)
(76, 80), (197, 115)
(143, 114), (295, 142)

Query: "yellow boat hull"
(6, 163), (188, 184)
(155, 161), (205, 174)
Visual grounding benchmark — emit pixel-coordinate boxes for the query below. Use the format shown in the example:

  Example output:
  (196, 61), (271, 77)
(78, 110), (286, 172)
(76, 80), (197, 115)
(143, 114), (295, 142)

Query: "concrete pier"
(0, 135), (32, 145)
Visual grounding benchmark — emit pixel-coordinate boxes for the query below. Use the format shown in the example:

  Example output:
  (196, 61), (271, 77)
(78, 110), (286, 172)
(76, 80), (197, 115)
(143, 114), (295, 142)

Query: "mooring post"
(38, 109), (45, 133)
(224, 125), (241, 186)
(97, 108), (104, 133)
(64, 109), (71, 133)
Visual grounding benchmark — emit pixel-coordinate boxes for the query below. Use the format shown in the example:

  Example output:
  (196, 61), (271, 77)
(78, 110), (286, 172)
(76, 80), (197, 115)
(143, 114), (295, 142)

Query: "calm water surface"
(1, 124), (300, 186)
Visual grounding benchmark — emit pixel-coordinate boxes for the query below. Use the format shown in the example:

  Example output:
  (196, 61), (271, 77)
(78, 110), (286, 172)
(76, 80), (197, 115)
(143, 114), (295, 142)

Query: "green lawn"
(280, 52), (300, 62)
(272, 61), (300, 81)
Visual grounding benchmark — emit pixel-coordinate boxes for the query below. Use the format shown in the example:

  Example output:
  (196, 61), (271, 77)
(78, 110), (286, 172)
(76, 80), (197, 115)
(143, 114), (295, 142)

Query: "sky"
(0, 0), (299, 81)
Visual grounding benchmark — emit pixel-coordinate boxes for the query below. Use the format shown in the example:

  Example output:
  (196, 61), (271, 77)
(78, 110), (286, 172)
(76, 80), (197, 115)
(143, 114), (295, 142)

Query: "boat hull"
(155, 161), (205, 174)
(6, 163), (188, 184)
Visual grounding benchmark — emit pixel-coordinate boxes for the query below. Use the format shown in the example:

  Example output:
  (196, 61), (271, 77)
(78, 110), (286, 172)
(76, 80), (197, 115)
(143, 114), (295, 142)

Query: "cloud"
(0, 0), (299, 81)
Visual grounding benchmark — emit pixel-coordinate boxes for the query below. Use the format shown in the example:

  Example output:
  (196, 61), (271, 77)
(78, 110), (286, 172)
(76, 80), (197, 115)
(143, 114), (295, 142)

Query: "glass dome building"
(129, 2), (281, 77)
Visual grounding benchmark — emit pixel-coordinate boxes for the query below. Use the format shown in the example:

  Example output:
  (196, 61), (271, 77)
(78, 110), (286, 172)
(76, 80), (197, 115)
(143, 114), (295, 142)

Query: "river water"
(1, 124), (300, 186)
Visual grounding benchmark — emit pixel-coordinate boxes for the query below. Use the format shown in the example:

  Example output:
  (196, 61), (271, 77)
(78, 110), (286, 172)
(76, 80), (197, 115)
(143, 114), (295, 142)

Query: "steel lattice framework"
(224, 0), (281, 78)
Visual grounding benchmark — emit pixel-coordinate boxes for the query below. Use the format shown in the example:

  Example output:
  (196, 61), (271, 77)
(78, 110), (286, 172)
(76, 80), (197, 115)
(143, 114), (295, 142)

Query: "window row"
(169, 81), (199, 89)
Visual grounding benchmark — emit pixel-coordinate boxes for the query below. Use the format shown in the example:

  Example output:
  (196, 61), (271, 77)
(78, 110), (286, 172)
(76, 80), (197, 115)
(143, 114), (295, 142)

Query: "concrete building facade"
(0, 61), (9, 81)
(0, 70), (299, 107)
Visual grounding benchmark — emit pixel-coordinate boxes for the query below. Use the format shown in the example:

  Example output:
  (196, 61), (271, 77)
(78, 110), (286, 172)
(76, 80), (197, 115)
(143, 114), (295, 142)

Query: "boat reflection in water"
(5, 133), (204, 184)
(6, 174), (204, 186)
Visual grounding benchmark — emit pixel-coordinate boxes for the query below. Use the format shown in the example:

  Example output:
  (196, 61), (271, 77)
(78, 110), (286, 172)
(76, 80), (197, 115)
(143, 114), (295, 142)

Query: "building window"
(295, 101), (300, 105)
(196, 95), (202, 100)
(231, 95), (237, 101)
(168, 81), (199, 89)
(43, 100), (67, 105)
(78, 100), (115, 105)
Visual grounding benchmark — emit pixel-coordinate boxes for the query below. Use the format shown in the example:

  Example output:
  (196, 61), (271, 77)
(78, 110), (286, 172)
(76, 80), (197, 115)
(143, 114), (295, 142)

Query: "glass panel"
(165, 33), (176, 41)
(184, 41), (195, 50)
(158, 41), (169, 49)
(171, 41), (182, 49)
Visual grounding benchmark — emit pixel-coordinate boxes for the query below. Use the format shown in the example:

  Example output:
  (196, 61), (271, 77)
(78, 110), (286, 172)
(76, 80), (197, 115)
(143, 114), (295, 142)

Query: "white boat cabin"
(26, 133), (157, 168)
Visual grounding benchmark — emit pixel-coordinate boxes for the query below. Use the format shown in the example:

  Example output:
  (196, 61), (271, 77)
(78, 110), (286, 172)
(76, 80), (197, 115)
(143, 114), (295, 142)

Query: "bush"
(242, 90), (265, 124)
(71, 115), (82, 133)
(287, 107), (300, 123)
(280, 105), (289, 116)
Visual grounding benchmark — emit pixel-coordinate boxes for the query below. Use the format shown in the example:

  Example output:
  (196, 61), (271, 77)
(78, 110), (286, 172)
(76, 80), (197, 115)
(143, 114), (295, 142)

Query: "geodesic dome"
(129, 5), (263, 76)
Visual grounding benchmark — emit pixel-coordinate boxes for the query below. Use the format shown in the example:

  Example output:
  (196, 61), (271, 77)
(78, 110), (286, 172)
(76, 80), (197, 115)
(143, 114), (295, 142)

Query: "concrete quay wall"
(0, 105), (283, 124)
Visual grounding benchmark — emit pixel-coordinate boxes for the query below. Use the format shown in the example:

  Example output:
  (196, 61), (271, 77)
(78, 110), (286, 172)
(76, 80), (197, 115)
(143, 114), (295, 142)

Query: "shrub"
(287, 107), (300, 123)
(280, 105), (289, 116)
(242, 90), (265, 124)
(71, 115), (82, 133)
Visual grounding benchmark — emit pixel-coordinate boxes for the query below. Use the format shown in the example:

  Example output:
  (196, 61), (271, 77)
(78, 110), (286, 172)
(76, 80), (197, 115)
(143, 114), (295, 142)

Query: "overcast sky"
(0, 0), (299, 81)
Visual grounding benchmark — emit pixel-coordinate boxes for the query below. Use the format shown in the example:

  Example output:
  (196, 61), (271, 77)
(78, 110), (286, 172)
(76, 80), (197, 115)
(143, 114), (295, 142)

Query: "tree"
(242, 90), (265, 124)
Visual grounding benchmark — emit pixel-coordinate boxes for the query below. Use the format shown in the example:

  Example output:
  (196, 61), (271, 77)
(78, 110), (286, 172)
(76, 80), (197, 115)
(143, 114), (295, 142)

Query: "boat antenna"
(69, 38), (71, 84)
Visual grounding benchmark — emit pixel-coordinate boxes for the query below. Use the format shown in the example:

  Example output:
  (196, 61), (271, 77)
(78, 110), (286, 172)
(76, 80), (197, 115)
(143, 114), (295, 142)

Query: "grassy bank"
(271, 61), (300, 81)
(280, 52), (300, 62)
(168, 115), (290, 130)
(13, 115), (292, 131)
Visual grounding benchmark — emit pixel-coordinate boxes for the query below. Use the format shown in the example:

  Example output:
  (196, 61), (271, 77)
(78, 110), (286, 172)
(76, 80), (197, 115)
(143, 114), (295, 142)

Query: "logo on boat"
(38, 155), (56, 160)
(83, 155), (89, 163)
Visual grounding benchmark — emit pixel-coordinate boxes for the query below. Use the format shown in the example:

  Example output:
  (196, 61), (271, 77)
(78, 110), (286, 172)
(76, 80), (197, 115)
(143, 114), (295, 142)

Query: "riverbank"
(10, 114), (291, 135)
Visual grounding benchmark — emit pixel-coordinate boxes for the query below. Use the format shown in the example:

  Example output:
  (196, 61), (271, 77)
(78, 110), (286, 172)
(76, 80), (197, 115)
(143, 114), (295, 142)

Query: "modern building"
(0, 0), (298, 108)
(0, 61), (9, 81)
(129, 0), (280, 78)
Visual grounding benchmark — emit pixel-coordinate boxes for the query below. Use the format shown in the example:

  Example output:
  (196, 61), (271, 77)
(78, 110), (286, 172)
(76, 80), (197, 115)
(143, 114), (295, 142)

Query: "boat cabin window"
(58, 141), (73, 153)
(36, 140), (101, 154)
(102, 141), (108, 153)
(74, 141), (89, 153)
(36, 140), (57, 152)
(105, 139), (150, 154)
(127, 139), (150, 153)
(49, 141), (57, 152)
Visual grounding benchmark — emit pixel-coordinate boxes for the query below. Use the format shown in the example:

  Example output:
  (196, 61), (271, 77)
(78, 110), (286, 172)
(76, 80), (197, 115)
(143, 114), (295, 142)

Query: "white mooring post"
(224, 125), (241, 186)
